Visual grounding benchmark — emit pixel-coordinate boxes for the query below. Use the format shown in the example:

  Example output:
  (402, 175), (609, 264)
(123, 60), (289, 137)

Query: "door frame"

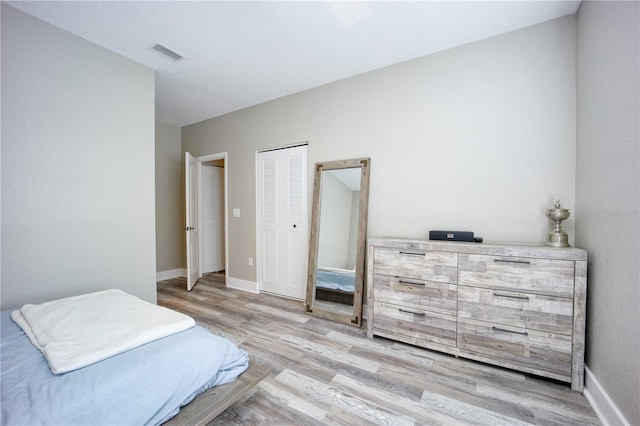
(191, 152), (229, 286)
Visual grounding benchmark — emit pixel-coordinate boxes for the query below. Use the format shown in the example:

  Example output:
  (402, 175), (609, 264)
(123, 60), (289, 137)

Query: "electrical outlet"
(248, 257), (253, 266)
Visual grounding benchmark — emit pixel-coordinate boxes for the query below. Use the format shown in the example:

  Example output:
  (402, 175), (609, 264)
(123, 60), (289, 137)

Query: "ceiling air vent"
(149, 43), (184, 62)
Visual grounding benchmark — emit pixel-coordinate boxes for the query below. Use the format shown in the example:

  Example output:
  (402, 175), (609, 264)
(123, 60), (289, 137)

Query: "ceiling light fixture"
(149, 43), (184, 62)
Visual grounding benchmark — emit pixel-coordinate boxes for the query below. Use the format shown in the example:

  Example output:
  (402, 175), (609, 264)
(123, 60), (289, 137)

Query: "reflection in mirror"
(306, 158), (370, 327)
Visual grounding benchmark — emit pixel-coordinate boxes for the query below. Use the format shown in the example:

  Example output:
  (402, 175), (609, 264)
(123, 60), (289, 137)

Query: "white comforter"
(11, 289), (195, 374)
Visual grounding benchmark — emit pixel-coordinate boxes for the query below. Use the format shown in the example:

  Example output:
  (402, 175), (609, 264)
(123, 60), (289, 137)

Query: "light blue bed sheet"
(316, 267), (355, 293)
(0, 310), (249, 425)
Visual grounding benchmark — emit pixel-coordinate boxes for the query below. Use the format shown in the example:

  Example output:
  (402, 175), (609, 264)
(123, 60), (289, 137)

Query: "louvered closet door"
(257, 145), (308, 299)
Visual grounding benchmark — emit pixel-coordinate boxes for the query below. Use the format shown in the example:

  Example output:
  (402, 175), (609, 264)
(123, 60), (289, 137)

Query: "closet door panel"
(257, 145), (308, 299)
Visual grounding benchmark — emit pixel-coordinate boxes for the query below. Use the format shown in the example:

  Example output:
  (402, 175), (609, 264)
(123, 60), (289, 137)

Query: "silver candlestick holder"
(546, 199), (570, 247)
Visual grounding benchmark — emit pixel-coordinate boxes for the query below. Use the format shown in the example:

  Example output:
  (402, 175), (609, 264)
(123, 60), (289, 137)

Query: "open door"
(185, 152), (200, 290)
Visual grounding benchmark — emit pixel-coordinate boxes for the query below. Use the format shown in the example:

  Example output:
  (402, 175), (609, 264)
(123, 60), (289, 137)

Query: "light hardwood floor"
(157, 274), (601, 426)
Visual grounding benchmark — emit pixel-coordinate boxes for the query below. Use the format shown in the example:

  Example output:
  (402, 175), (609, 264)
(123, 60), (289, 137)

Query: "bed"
(0, 290), (268, 425)
(315, 267), (355, 305)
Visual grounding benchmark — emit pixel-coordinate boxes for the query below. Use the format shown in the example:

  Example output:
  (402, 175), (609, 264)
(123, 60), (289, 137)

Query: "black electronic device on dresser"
(429, 230), (482, 243)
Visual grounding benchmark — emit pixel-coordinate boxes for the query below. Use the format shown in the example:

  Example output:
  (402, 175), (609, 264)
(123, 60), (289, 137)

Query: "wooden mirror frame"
(305, 158), (371, 326)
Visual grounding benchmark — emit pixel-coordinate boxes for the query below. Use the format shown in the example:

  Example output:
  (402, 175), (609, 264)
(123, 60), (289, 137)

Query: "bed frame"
(315, 287), (354, 305)
(165, 363), (270, 425)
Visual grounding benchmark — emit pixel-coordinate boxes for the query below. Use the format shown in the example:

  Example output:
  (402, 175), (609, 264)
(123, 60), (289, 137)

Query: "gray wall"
(576, 1), (639, 424)
(183, 16), (577, 285)
(317, 172), (354, 269)
(346, 190), (360, 270)
(1, 5), (157, 309)
(155, 121), (184, 273)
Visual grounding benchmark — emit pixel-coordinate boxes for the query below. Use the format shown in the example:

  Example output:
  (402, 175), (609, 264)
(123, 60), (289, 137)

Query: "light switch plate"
(233, 208), (240, 218)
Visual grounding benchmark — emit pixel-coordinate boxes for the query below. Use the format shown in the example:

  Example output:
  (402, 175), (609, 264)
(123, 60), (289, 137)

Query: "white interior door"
(201, 165), (224, 273)
(257, 145), (308, 299)
(185, 152), (200, 291)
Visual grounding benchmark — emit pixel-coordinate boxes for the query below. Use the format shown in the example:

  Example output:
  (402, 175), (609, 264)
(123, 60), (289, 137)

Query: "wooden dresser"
(366, 238), (587, 391)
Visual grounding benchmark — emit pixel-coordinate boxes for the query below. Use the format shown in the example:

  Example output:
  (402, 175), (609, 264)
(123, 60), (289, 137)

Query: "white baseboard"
(584, 365), (631, 426)
(156, 268), (186, 282)
(156, 270), (258, 295)
(226, 276), (259, 293)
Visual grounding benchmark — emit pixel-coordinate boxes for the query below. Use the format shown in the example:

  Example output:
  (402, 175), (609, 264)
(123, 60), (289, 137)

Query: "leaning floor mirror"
(305, 158), (371, 327)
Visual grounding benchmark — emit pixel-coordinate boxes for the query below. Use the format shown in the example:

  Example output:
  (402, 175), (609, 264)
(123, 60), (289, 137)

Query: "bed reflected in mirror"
(306, 158), (370, 326)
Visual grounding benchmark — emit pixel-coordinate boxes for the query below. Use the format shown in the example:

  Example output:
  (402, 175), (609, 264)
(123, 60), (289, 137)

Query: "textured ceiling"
(7, 1), (581, 127)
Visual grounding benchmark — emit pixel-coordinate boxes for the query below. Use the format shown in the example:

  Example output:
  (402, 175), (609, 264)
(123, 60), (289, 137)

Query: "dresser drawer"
(458, 286), (573, 335)
(373, 301), (456, 347)
(373, 274), (457, 315)
(458, 254), (575, 298)
(457, 319), (572, 374)
(373, 248), (457, 284)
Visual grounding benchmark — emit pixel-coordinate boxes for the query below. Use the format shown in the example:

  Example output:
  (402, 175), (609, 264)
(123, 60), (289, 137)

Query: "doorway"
(185, 152), (228, 291)
(201, 159), (225, 274)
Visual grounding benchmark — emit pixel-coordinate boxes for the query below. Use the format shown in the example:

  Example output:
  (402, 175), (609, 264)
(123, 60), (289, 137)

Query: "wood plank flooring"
(157, 274), (600, 426)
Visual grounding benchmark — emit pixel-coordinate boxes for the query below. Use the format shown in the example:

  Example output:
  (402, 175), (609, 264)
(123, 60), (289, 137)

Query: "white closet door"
(202, 165), (224, 273)
(257, 145), (308, 299)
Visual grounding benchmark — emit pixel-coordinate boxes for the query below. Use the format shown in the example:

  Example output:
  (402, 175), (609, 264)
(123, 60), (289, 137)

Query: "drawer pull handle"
(399, 308), (426, 316)
(493, 292), (530, 301)
(494, 259), (531, 265)
(492, 326), (528, 336)
(399, 251), (425, 256)
(398, 280), (426, 286)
